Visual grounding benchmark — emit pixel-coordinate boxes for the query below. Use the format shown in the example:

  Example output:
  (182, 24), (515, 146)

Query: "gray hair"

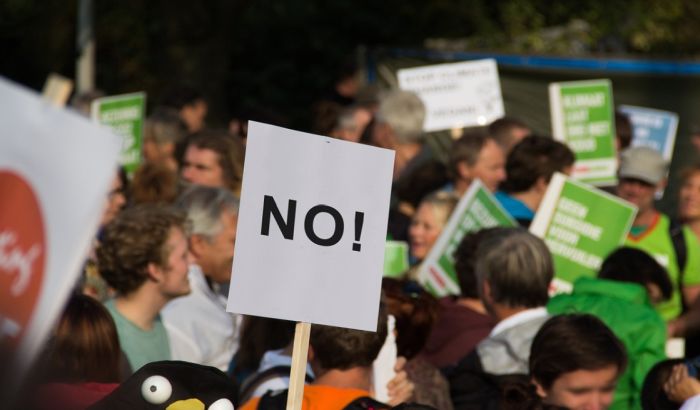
(175, 185), (239, 239)
(476, 227), (553, 308)
(375, 90), (426, 144)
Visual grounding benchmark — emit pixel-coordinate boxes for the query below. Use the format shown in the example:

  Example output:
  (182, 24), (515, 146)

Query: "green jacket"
(548, 277), (667, 410)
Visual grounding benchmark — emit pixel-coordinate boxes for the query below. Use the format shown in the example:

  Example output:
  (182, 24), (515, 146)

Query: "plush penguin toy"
(89, 361), (235, 410)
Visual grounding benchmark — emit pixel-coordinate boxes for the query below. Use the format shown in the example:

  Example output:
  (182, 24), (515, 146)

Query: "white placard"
(398, 59), (505, 132)
(226, 122), (394, 331)
(0, 78), (120, 380)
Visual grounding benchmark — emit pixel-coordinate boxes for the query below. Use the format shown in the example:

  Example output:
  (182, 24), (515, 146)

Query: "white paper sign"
(398, 59), (505, 132)
(0, 78), (120, 381)
(227, 122), (394, 331)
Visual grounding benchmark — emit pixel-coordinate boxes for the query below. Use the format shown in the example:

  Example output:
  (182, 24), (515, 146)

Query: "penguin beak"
(166, 398), (205, 410)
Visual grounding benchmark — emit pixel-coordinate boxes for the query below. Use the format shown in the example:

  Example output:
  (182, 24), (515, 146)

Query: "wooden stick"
(41, 73), (73, 107)
(286, 322), (311, 410)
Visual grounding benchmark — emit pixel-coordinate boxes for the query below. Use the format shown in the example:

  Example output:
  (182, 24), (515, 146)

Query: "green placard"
(91, 92), (146, 174)
(549, 79), (617, 186)
(384, 241), (409, 278)
(531, 173), (637, 287)
(418, 180), (517, 296)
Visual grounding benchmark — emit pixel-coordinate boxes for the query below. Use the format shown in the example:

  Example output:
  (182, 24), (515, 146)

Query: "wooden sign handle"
(286, 321), (311, 410)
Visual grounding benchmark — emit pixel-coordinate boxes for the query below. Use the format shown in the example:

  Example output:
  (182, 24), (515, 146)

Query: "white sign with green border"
(91, 92), (146, 175)
(417, 180), (516, 297)
(530, 173), (637, 293)
(549, 79), (617, 186)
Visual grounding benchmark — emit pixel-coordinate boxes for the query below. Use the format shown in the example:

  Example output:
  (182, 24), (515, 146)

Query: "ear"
(532, 378), (547, 399)
(534, 176), (548, 194)
(146, 262), (164, 283)
(456, 161), (473, 181)
(189, 234), (207, 259)
(307, 345), (315, 363)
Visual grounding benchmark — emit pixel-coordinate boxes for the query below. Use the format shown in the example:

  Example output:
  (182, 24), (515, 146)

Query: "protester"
(679, 164), (700, 240)
(617, 146), (700, 325)
(422, 229), (495, 369)
(180, 129), (245, 196)
(130, 162), (180, 205)
(615, 110), (633, 154)
(31, 294), (123, 410)
(161, 185), (240, 371)
(528, 314), (627, 410)
(239, 307), (416, 409)
(448, 227), (553, 409)
(382, 278), (453, 410)
(329, 105), (373, 143)
(142, 108), (186, 172)
(161, 85), (208, 133)
(547, 247), (670, 409)
(495, 136), (575, 227)
(447, 129), (506, 194)
(488, 117), (531, 155)
(97, 204), (191, 371)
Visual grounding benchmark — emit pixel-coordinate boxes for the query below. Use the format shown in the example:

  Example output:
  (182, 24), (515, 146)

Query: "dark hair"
(43, 294), (122, 383)
(489, 117), (530, 150)
(454, 228), (498, 299)
(184, 129), (245, 194)
(310, 306), (388, 371)
(381, 278), (439, 359)
(161, 85), (205, 110)
(500, 136), (575, 194)
(599, 247), (673, 301)
(231, 316), (296, 383)
(448, 128), (490, 179)
(641, 358), (685, 410)
(97, 204), (188, 295)
(615, 110), (633, 151)
(530, 314), (627, 390)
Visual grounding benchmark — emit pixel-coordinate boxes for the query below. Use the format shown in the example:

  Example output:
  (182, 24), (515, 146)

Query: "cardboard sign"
(418, 180), (516, 296)
(91, 92), (146, 175)
(530, 173), (637, 291)
(549, 79), (617, 186)
(0, 77), (120, 381)
(398, 59), (505, 132)
(226, 122), (394, 332)
(384, 241), (409, 278)
(618, 105), (678, 162)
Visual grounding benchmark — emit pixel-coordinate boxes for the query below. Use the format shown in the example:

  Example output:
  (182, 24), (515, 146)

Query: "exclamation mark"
(352, 212), (364, 252)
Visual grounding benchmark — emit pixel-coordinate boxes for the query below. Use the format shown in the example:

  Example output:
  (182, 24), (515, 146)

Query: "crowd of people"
(14, 69), (700, 410)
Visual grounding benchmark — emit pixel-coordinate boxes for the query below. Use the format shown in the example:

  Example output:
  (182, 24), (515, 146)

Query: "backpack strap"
(669, 218), (688, 309)
(238, 365), (313, 406)
(257, 388), (288, 410)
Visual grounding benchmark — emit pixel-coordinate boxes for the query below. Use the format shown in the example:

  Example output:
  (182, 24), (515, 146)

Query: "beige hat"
(618, 146), (667, 185)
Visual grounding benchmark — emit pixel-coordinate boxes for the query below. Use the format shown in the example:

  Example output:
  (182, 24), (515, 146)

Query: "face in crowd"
(468, 139), (506, 192)
(537, 366), (619, 410)
(617, 177), (658, 214)
(154, 227), (192, 299)
(680, 170), (700, 222)
(181, 146), (226, 188)
(192, 209), (237, 284)
(101, 173), (127, 228)
(409, 196), (454, 261)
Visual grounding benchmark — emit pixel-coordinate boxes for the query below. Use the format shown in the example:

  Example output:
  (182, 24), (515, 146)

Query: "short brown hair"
(186, 130), (245, 194)
(310, 306), (388, 370)
(97, 204), (188, 295)
(131, 162), (180, 205)
(449, 128), (490, 179)
(501, 136), (574, 194)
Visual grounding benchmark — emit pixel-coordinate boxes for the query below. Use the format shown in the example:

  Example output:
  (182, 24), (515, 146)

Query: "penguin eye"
(208, 398), (234, 410)
(141, 375), (172, 404)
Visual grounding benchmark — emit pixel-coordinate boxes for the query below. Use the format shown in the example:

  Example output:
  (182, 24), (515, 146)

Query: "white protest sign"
(398, 59), (505, 132)
(227, 122), (394, 331)
(0, 78), (120, 382)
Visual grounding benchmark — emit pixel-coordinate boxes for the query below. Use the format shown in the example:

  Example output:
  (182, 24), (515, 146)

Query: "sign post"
(398, 59), (505, 132)
(530, 173), (637, 293)
(91, 92), (146, 175)
(549, 79), (617, 186)
(226, 122), (394, 408)
(417, 180), (516, 296)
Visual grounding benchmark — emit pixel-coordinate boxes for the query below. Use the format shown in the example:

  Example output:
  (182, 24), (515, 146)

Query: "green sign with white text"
(531, 173), (637, 290)
(418, 181), (516, 296)
(92, 92), (146, 174)
(549, 80), (617, 186)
